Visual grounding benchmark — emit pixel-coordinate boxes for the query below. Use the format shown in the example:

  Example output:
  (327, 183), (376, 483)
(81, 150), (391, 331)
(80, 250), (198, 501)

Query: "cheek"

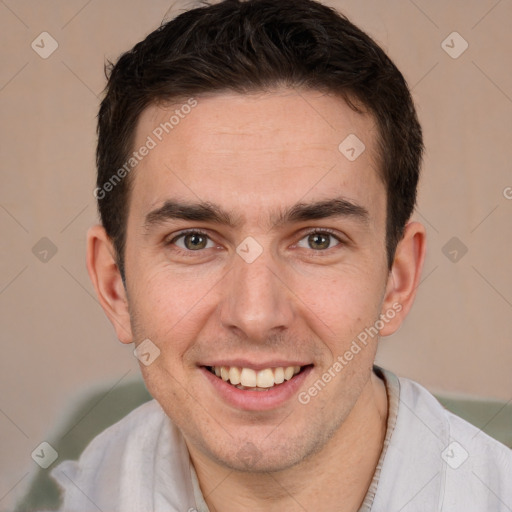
(296, 266), (385, 337)
(129, 271), (208, 408)
(128, 267), (215, 356)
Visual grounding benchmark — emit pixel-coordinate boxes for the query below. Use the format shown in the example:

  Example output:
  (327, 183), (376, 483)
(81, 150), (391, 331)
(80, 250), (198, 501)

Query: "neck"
(190, 371), (388, 512)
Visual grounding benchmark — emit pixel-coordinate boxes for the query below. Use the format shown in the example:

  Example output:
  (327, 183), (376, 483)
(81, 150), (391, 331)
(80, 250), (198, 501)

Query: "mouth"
(205, 364), (311, 391)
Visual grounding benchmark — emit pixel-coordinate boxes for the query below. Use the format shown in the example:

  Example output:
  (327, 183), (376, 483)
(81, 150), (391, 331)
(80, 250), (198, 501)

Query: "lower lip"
(200, 366), (313, 411)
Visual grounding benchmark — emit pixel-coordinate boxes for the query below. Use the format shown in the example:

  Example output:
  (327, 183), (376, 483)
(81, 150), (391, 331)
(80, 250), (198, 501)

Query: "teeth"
(284, 367), (295, 380)
(240, 368), (257, 387)
(256, 368), (275, 388)
(274, 367), (285, 384)
(236, 385), (268, 391)
(228, 367), (241, 385)
(210, 365), (303, 389)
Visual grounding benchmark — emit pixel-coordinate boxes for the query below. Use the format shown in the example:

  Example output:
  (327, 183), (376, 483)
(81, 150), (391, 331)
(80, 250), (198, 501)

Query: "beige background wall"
(1, 0), (511, 509)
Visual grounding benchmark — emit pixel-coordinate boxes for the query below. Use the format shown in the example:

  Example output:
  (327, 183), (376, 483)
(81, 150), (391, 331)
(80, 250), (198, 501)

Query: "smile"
(201, 363), (314, 411)
(207, 365), (304, 391)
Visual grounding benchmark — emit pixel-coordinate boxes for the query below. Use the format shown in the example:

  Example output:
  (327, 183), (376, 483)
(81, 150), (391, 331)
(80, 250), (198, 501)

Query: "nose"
(218, 246), (295, 344)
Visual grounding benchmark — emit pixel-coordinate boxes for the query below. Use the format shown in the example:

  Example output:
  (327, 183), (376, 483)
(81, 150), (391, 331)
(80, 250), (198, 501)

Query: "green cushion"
(435, 395), (512, 449)
(15, 379), (512, 511)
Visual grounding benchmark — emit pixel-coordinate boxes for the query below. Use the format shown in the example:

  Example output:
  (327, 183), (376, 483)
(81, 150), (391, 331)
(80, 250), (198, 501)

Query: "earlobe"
(86, 225), (133, 344)
(379, 221), (427, 336)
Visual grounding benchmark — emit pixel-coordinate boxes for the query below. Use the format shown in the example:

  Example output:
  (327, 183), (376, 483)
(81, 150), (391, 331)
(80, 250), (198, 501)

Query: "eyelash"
(166, 228), (344, 257)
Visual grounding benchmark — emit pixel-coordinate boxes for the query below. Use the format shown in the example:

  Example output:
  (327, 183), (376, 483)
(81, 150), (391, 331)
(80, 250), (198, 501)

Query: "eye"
(296, 230), (342, 251)
(167, 229), (343, 255)
(170, 230), (216, 251)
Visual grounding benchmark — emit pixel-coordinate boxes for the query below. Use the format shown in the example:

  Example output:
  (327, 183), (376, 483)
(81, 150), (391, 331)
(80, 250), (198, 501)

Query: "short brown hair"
(96, 0), (423, 282)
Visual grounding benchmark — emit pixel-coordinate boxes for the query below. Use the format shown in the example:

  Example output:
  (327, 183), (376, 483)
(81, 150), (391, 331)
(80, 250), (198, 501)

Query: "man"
(48, 0), (511, 510)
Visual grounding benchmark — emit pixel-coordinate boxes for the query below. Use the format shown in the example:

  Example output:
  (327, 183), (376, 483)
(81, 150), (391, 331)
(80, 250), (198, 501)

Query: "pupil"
(310, 233), (329, 250)
(186, 233), (206, 250)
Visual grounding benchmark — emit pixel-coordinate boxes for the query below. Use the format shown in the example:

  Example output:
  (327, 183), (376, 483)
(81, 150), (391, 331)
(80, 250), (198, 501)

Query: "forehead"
(128, 88), (384, 226)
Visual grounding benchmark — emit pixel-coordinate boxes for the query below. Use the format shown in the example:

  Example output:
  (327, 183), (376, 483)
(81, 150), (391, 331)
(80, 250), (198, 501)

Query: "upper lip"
(200, 360), (312, 371)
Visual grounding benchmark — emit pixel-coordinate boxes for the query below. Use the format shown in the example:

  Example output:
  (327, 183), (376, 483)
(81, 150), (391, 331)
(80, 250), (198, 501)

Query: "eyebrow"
(143, 197), (369, 233)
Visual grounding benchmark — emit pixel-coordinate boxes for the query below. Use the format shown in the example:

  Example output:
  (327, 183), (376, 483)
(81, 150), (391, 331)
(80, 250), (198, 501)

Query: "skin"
(87, 88), (426, 511)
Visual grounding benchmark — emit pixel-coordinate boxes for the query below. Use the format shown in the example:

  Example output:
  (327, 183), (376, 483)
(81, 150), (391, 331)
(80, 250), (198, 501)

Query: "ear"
(379, 221), (426, 336)
(86, 225), (133, 344)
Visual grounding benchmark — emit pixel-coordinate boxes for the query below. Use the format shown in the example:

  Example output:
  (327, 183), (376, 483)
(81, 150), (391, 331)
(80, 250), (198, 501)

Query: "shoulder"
(395, 373), (512, 510)
(399, 375), (511, 457)
(49, 399), (178, 510)
(50, 398), (167, 476)
(68, 398), (167, 461)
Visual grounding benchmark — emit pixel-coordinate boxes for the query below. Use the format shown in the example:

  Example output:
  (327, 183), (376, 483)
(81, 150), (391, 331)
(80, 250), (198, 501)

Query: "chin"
(197, 423), (334, 474)
(217, 446), (305, 473)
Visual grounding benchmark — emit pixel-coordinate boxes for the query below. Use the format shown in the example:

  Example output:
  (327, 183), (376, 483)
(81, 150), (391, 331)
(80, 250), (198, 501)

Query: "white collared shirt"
(47, 367), (512, 511)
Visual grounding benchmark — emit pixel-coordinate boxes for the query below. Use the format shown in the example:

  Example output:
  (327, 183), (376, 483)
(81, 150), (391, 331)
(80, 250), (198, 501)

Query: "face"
(121, 88), (394, 472)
